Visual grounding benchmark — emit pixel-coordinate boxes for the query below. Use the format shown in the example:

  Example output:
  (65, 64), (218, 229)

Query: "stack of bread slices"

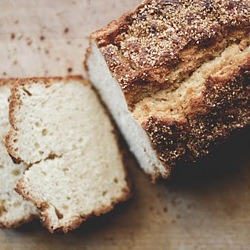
(1, 0), (249, 233)
(1, 77), (130, 233)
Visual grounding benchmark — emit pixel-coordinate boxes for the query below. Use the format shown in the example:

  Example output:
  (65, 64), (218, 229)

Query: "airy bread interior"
(7, 77), (130, 233)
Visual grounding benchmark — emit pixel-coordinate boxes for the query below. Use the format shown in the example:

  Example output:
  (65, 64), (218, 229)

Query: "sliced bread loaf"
(6, 76), (131, 233)
(0, 79), (38, 228)
(86, 0), (250, 179)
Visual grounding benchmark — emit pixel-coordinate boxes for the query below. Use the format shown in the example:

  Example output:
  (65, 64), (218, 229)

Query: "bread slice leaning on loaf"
(86, 0), (250, 180)
(0, 79), (38, 228)
(6, 76), (131, 233)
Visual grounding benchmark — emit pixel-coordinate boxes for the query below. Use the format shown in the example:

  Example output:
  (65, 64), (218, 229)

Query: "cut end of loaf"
(86, 41), (170, 179)
(7, 76), (131, 233)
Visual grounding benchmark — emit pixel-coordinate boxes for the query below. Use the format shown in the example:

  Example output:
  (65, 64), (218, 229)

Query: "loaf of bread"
(6, 76), (131, 233)
(86, 0), (250, 179)
(0, 79), (38, 228)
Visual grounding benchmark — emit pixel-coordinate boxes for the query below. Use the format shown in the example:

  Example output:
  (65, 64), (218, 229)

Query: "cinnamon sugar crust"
(92, 0), (250, 106)
(143, 60), (250, 169)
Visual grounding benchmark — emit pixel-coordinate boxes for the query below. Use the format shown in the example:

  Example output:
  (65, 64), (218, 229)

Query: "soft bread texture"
(6, 76), (130, 233)
(0, 80), (38, 228)
(86, 0), (250, 179)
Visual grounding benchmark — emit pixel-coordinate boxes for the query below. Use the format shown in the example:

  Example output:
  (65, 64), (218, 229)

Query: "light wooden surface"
(0, 1), (250, 249)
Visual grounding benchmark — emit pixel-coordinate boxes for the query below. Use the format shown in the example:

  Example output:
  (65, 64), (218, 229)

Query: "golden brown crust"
(91, 0), (250, 106)
(0, 78), (18, 86)
(143, 59), (250, 172)
(1, 75), (85, 87)
(0, 214), (38, 229)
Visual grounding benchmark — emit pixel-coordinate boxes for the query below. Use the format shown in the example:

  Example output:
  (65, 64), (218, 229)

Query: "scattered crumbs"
(156, 210), (162, 215)
(149, 205), (154, 211)
(163, 206), (168, 213)
(64, 27), (69, 34)
(44, 49), (50, 54)
(171, 197), (178, 206)
(18, 35), (23, 40)
(37, 46), (41, 51)
(13, 60), (18, 65)
(187, 204), (192, 210)
(14, 20), (19, 24)
(176, 214), (181, 219)
(40, 35), (45, 41)
(10, 33), (15, 40)
(171, 219), (176, 224)
(26, 37), (32, 46)
(67, 67), (73, 73)
(44, 70), (48, 75)
(78, 44), (82, 48)
(67, 41), (71, 45)
(56, 57), (60, 61)
(2, 72), (7, 76)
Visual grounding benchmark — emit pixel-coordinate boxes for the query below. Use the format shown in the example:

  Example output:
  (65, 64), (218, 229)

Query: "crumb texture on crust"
(133, 37), (250, 123)
(0, 81), (38, 229)
(143, 60), (250, 169)
(7, 77), (130, 233)
(93, 0), (250, 105)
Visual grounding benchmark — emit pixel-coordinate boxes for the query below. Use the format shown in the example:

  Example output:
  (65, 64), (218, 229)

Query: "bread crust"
(90, 0), (250, 106)
(0, 214), (38, 229)
(143, 59), (250, 171)
(16, 179), (131, 233)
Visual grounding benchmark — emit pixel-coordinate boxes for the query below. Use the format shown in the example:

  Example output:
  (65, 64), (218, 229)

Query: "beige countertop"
(0, 1), (250, 249)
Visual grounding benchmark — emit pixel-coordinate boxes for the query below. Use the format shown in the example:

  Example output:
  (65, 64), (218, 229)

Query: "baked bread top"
(91, 0), (250, 106)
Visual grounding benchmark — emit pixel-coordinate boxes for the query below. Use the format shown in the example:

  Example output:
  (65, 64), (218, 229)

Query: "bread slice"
(0, 79), (38, 228)
(6, 76), (131, 233)
(86, 0), (250, 179)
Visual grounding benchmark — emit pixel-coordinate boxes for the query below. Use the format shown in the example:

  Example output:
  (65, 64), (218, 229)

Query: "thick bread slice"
(6, 76), (131, 233)
(0, 79), (38, 228)
(86, 0), (250, 179)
